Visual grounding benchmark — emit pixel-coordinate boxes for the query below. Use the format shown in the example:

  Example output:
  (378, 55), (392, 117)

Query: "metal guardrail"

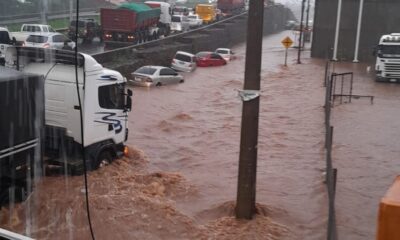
(0, 228), (34, 240)
(0, 8), (97, 22)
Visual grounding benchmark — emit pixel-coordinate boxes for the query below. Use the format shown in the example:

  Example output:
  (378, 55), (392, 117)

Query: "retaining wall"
(311, 0), (400, 62)
(93, 5), (293, 77)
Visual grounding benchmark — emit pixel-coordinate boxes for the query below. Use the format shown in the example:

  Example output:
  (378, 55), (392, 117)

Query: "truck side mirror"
(12, 37), (17, 45)
(125, 96), (132, 112)
(127, 89), (133, 97)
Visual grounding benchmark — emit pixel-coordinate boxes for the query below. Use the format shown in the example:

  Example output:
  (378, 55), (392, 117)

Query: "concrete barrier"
(93, 5), (293, 77)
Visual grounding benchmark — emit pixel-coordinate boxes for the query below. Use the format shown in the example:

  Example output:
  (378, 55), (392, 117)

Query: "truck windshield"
(70, 21), (86, 28)
(98, 83), (125, 110)
(378, 45), (400, 58)
(172, 16), (182, 22)
(0, 31), (10, 44)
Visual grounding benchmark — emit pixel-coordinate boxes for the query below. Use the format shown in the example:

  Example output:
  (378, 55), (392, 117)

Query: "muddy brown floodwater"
(6, 30), (398, 239)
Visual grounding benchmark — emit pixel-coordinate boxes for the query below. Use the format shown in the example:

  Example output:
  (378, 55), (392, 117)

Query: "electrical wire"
(74, 0), (96, 239)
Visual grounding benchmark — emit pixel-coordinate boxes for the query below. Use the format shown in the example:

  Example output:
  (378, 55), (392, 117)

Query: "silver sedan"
(130, 66), (184, 87)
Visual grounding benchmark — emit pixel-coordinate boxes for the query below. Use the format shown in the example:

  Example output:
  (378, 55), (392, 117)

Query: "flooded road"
(128, 30), (327, 239)
(4, 29), (399, 239)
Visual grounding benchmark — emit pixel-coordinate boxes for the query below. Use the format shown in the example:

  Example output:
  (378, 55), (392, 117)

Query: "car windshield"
(26, 35), (48, 43)
(172, 16), (181, 22)
(216, 49), (229, 54)
(0, 31), (10, 44)
(196, 52), (209, 58)
(175, 53), (192, 62)
(135, 67), (157, 75)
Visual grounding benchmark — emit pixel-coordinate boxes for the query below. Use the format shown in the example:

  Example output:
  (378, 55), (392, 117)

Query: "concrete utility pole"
(40, 0), (48, 24)
(303, 0), (310, 47)
(70, 0), (74, 22)
(353, 0), (364, 63)
(332, 0), (343, 61)
(297, 0), (306, 64)
(235, 0), (264, 220)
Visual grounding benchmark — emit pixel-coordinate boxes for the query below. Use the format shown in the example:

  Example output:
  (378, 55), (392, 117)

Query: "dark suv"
(68, 18), (102, 43)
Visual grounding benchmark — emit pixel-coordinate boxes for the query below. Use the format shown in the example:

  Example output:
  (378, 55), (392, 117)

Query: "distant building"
(311, 0), (400, 62)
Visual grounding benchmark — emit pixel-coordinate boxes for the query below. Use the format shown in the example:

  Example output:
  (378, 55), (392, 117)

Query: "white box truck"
(4, 47), (132, 174)
(375, 33), (400, 82)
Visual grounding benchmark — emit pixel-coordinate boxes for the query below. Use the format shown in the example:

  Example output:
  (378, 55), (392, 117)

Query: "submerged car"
(171, 51), (197, 72)
(215, 48), (234, 61)
(130, 66), (184, 87)
(24, 33), (76, 50)
(195, 51), (227, 67)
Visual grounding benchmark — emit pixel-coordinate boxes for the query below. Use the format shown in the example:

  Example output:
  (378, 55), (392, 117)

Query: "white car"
(215, 48), (234, 61)
(24, 33), (76, 50)
(130, 66), (184, 87)
(171, 15), (190, 33)
(186, 14), (203, 28)
(171, 51), (197, 72)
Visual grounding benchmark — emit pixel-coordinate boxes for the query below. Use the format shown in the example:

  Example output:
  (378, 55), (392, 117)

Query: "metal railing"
(324, 61), (338, 240)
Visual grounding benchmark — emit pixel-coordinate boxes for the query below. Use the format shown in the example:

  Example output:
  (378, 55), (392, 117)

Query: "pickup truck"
(11, 24), (56, 44)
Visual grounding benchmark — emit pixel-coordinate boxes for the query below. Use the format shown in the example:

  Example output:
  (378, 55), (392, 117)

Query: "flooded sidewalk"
(327, 62), (400, 239)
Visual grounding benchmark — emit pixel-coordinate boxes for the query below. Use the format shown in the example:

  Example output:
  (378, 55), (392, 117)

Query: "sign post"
(281, 36), (293, 66)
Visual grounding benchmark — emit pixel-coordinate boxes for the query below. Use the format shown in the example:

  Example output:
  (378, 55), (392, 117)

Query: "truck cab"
(5, 47), (132, 173)
(195, 4), (217, 24)
(0, 27), (15, 65)
(375, 33), (400, 82)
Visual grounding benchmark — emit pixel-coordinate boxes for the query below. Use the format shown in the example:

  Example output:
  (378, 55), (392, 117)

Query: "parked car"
(215, 48), (234, 61)
(68, 18), (102, 43)
(186, 14), (203, 28)
(24, 33), (76, 50)
(195, 51), (227, 67)
(171, 51), (197, 72)
(171, 15), (191, 33)
(131, 66), (184, 87)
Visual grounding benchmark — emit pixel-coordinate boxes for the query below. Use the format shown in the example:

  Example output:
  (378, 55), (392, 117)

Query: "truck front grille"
(384, 62), (400, 78)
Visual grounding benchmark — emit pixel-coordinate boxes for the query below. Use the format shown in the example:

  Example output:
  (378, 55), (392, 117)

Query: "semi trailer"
(217, 0), (245, 17)
(101, 2), (171, 44)
(0, 66), (44, 208)
(4, 46), (132, 175)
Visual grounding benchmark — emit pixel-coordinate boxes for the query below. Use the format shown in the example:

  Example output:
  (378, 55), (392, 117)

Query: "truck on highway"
(11, 24), (56, 45)
(4, 46), (132, 175)
(101, 2), (171, 44)
(195, 4), (217, 24)
(217, 0), (245, 17)
(68, 18), (103, 43)
(375, 33), (400, 82)
(0, 27), (16, 65)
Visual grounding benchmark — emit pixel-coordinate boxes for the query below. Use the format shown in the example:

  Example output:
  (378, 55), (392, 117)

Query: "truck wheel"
(97, 150), (113, 169)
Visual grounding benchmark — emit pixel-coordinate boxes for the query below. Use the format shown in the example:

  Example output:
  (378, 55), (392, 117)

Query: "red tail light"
(43, 43), (50, 48)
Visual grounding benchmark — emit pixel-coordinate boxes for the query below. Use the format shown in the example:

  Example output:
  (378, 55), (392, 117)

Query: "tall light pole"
(70, 0), (74, 22)
(332, 0), (343, 61)
(297, 0), (306, 64)
(353, 0), (364, 63)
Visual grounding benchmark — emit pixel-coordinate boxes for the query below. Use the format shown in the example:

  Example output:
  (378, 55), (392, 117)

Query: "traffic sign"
(281, 36), (294, 49)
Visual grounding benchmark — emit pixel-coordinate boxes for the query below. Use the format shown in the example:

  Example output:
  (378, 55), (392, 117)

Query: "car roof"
(176, 51), (194, 57)
(0, 27), (9, 31)
(28, 32), (62, 37)
(139, 65), (169, 70)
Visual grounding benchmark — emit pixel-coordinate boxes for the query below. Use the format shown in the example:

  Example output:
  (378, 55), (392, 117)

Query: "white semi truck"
(375, 33), (400, 82)
(4, 47), (132, 174)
